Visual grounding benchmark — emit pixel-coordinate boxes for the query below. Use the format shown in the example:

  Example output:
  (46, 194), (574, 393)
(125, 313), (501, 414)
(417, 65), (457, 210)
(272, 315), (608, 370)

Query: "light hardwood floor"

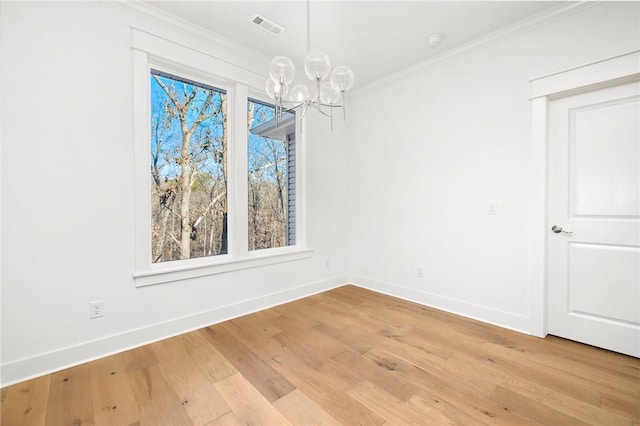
(2, 285), (639, 425)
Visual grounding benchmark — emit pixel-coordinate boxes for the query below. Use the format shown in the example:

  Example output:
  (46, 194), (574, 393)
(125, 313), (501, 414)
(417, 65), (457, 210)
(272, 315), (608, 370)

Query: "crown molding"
(102, 0), (272, 67)
(104, 1), (602, 97)
(354, 1), (602, 95)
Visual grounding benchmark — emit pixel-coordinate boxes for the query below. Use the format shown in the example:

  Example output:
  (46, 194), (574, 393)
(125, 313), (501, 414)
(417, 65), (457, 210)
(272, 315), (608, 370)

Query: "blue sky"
(150, 72), (287, 184)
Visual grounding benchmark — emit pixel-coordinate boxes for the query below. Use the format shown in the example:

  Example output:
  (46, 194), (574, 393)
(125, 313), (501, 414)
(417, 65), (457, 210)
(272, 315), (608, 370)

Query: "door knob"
(551, 225), (573, 235)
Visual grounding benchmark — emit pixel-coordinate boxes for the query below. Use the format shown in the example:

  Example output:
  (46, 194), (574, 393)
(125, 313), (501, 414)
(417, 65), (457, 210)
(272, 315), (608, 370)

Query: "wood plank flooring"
(2, 285), (639, 425)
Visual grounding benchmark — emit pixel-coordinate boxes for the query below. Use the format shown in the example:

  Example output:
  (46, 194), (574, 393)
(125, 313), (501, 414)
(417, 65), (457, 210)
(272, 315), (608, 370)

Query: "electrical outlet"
(416, 266), (424, 278)
(89, 301), (104, 319)
(488, 201), (497, 215)
(325, 258), (330, 269)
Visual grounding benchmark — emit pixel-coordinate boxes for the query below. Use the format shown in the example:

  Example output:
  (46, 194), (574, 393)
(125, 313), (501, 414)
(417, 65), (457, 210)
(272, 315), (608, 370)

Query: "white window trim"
(132, 27), (310, 287)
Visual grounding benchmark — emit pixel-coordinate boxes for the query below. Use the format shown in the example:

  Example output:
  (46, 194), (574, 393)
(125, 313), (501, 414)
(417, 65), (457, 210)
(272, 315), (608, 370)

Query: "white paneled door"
(547, 79), (640, 357)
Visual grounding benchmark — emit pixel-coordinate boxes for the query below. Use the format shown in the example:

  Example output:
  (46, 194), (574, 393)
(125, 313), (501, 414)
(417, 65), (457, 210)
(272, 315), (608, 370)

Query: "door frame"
(528, 50), (640, 337)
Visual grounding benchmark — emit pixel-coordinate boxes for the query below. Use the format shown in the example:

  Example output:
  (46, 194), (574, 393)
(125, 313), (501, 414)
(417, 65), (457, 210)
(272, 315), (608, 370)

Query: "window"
(131, 29), (311, 286)
(247, 99), (296, 251)
(150, 70), (228, 263)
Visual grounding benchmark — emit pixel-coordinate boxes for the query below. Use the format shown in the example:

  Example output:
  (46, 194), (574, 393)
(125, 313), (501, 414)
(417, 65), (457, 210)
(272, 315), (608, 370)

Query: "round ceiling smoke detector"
(427, 33), (444, 48)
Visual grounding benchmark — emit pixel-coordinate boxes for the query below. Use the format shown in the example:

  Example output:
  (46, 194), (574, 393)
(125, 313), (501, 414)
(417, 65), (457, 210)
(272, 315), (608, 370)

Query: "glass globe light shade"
(307, 80), (318, 99)
(265, 77), (288, 100)
(304, 51), (331, 81)
(319, 82), (340, 105)
(288, 84), (309, 103)
(330, 66), (355, 92)
(269, 56), (295, 85)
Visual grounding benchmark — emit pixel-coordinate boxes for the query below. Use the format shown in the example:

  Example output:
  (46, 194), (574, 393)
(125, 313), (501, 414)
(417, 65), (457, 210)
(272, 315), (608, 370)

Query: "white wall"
(0, 1), (350, 385)
(348, 2), (640, 333)
(2, 0), (638, 387)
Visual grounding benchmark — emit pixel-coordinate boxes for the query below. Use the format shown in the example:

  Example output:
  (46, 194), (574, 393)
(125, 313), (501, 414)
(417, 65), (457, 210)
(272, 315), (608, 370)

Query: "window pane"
(247, 100), (295, 250)
(150, 70), (227, 262)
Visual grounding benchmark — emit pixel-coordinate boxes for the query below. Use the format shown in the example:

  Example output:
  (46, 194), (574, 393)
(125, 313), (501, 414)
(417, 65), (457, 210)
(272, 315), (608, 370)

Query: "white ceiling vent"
(252, 14), (284, 36)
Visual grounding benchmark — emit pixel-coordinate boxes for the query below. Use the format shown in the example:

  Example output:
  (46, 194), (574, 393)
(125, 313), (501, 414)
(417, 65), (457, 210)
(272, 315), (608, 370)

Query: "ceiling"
(144, 1), (564, 89)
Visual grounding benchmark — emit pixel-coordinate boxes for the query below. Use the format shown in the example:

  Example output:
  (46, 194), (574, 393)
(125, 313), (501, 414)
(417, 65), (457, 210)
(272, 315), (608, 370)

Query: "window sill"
(133, 247), (314, 287)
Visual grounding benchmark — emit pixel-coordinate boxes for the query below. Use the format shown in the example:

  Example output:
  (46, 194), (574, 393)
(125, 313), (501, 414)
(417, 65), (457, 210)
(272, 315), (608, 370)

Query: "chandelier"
(265, 0), (355, 129)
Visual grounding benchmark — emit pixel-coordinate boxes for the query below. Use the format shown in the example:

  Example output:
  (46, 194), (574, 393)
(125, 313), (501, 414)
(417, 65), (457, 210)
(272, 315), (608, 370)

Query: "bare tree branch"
(192, 191), (225, 229)
(188, 89), (215, 134)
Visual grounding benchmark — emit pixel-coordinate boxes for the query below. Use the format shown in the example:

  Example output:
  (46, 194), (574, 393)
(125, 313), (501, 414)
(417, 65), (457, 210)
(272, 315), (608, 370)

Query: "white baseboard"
(349, 275), (532, 335)
(1, 275), (348, 387)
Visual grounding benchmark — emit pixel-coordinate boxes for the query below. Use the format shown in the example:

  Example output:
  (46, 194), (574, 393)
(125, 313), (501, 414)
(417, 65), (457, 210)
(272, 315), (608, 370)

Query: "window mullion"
(230, 83), (249, 258)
